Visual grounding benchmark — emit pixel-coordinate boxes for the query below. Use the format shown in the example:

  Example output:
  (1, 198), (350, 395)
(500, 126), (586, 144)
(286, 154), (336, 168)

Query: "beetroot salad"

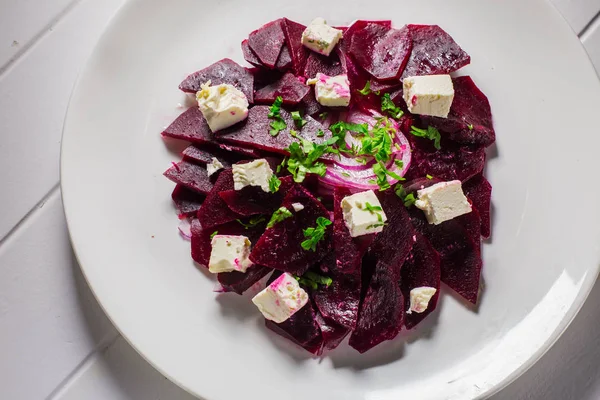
(163, 17), (494, 355)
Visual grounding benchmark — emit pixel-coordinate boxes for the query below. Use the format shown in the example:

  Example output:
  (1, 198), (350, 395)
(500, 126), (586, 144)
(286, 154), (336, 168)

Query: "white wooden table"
(1, 1), (600, 398)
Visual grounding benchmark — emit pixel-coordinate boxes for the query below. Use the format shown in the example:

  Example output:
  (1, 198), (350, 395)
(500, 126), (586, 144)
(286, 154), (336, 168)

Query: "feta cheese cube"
(196, 81), (249, 132)
(408, 287), (437, 314)
(232, 159), (274, 192)
(208, 235), (252, 273)
(207, 157), (224, 177)
(291, 202), (304, 212)
(301, 17), (343, 56)
(306, 73), (351, 107)
(252, 272), (308, 323)
(415, 180), (472, 225)
(402, 75), (455, 118)
(341, 190), (388, 237)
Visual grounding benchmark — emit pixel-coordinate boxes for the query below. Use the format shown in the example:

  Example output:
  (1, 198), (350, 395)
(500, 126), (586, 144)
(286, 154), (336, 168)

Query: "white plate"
(61, 0), (600, 399)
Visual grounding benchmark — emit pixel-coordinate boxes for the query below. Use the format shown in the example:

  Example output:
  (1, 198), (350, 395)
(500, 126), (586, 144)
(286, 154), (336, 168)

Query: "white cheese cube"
(402, 75), (455, 118)
(252, 272), (309, 323)
(408, 286), (437, 314)
(301, 17), (343, 56)
(291, 202), (304, 212)
(415, 180), (472, 225)
(207, 157), (224, 177)
(208, 235), (252, 273)
(232, 159), (274, 192)
(307, 73), (351, 107)
(341, 190), (388, 237)
(196, 81), (249, 132)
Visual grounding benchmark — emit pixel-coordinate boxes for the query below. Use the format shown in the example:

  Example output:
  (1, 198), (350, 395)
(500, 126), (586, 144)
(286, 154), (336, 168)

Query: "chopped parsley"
(381, 93), (404, 119)
(268, 96), (286, 136)
(276, 157), (287, 174)
(291, 111), (307, 128)
(341, 172), (351, 178)
(467, 124), (474, 130)
(236, 215), (266, 229)
(426, 174), (433, 180)
(284, 138), (338, 183)
(210, 231), (218, 239)
(395, 159), (404, 168)
(267, 207), (293, 229)
(301, 217), (332, 252)
(410, 125), (441, 150)
(318, 112), (328, 120)
(290, 129), (298, 138)
(366, 222), (386, 230)
(295, 271), (333, 290)
(394, 184), (417, 208)
(269, 175), (281, 192)
(364, 202), (384, 222)
(316, 129), (325, 137)
(358, 81), (372, 95)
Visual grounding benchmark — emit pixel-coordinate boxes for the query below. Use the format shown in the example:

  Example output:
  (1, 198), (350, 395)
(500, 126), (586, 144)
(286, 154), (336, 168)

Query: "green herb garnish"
(236, 215), (266, 229)
(364, 201), (384, 222)
(270, 119), (286, 137)
(366, 222), (386, 230)
(358, 81), (372, 95)
(426, 174), (433, 180)
(268, 96), (283, 118)
(296, 277), (318, 290)
(268, 96), (286, 136)
(301, 217), (332, 252)
(467, 124), (474, 130)
(276, 157), (287, 174)
(394, 184), (417, 208)
(210, 231), (218, 239)
(316, 129), (325, 137)
(410, 126), (441, 150)
(269, 175), (281, 192)
(285, 138), (338, 183)
(381, 93), (404, 119)
(290, 129), (298, 138)
(304, 271), (333, 287)
(291, 111), (308, 128)
(267, 207), (293, 229)
(319, 112), (328, 120)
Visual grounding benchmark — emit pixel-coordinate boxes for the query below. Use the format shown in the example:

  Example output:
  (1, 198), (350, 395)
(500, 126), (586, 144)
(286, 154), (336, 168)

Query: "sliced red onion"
(178, 218), (192, 241)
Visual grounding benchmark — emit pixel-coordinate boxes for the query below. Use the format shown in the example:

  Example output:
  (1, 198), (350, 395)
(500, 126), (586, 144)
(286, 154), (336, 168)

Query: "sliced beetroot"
(299, 89), (323, 117)
(250, 184), (332, 275)
(248, 19), (285, 68)
(179, 58), (254, 103)
(349, 259), (404, 353)
(182, 145), (240, 169)
(313, 272), (361, 329)
(217, 143), (262, 158)
(217, 265), (272, 295)
(219, 176), (294, 216)
(172, 184), (204, 217)
(409, 209), (482, 304)
(217, 106), (334, 157)
(304, 51), (344, 79)
(339, 20), (392, 55)
(315, 312), (350, 351)
(197, 169), (242, 229)
(281, 18), (309, 75)
(164, 161), (214, 195)
(275, 45), (293, 71)
(349, 24), (412, 81)
(401, 25), (470, 79)
(265, 299), (323, 354)
(400, 232), (441, 329)
(421, 76), (495, 147)
(463, 174), (492, 238)
(254, 72), (310, 105)
(241, 39), (262, 67)
(161, 107), (216, 145)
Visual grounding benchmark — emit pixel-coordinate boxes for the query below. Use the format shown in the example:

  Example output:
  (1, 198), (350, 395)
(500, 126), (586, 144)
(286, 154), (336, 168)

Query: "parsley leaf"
(285, 138), (336, 183)
(291, 111), (308, 128)
(267, 207), (293, 229)
(372, 162), (391, 191)
(381, 93), (404, 119)
(296, 277), (318, 290)
(467, 124), (474, 130)
(303, 271), (333, 287)
(358, 81), (372, 95)
(269, 175), (281, 192)
(290, 129), (298, 138)
(269, 119), (286, 137)
(268, 96), (287, 136)
(268, 96), (283, 118)
(364, 202), (384, 222)
(410, 126), (441, 150)
(316, 129), (325, 137)
(426, 174), (433, 180)
(319, 112), (328, 120)
(394, 184), (417, 207)
(210, 231), (218, 239)
(236, 215), (266, 229)
(301, 217), (332, 252)
(276, 157), (287, 174)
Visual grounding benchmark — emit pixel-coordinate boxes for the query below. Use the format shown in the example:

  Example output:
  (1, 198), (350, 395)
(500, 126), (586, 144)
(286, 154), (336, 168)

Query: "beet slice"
(349, 24), (412, 81)
(339, 20), (392, 55)
(172, 184), (204, 217)
(349, 259), (404, 353)
(179, 58), (254, 103)
(281, 18), (310, 75)
(401, 25), (470, 79)
(299, 89), (323, 117)
(248, 19), (286, 68)
(219, 176), (294, 217)
(181, 145), (242, 170)
(315, 312), (350, 351)
(409, 209), (482, 304)
(161, 107), (216, 145)
(265, 298), (323, 354)
(164, 161), (214, 195)
(303, 51), (344, 79)
(197, 169), (242, 229)
(463, 174), (492, 238)
(217, 143), (262, 158)
(250, 184), (332, 275)
(421, 76), (495, 147)
(217, 106), (335, 157)
(241, 39), (262, 67)
(275, 45), (293, 71)
(190, 218), (211, 267)
(217, 265), (272, 295)
(254, 72), (310, 105)
(313, 271), (361, 329)
(400, 232), (441, 329)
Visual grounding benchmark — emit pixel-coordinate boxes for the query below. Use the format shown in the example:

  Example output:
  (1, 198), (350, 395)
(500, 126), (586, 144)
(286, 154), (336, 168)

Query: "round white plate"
(61, 0), (600, 399)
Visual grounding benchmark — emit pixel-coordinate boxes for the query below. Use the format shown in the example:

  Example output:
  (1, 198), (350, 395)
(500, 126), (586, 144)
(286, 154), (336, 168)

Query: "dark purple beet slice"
(265, 299), (323, 354)
(400, 232), (441, 329)
(219, 176), (294, 217)
(463, 174), (492, 238)
(332, 187), (372, 275)
(315, 312), (349, 351)
(217, 265), (272, 295)
(164, 161), (213, 195)
(217, 106), (335, 157)
(275, 45), (293, 71)
(248, 19), (285, 68)
(281, 19), (309, 75)
(349, 259), (404, 353)
(409, 209), (482, 304)
(241, 39), (262, 67)
(179, 58), (254, 103)
(299, 89), (323, 117)
(197, 169), (242, 229)
(349, 24), (412, 81)
(401, 25), (470, 79)
(313, 271), (361, 329)
(217, 143), (262, 158)
(182, 145), (241, 170)
(161, 107), (216, 145)
(250, 184), (332, 275)
(303, 51), (344, 79)
(172, 184), (204, 217)
(421, 76), (495, 147)
(254, 72), (310, 105)
(339, 20), (392, 55)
